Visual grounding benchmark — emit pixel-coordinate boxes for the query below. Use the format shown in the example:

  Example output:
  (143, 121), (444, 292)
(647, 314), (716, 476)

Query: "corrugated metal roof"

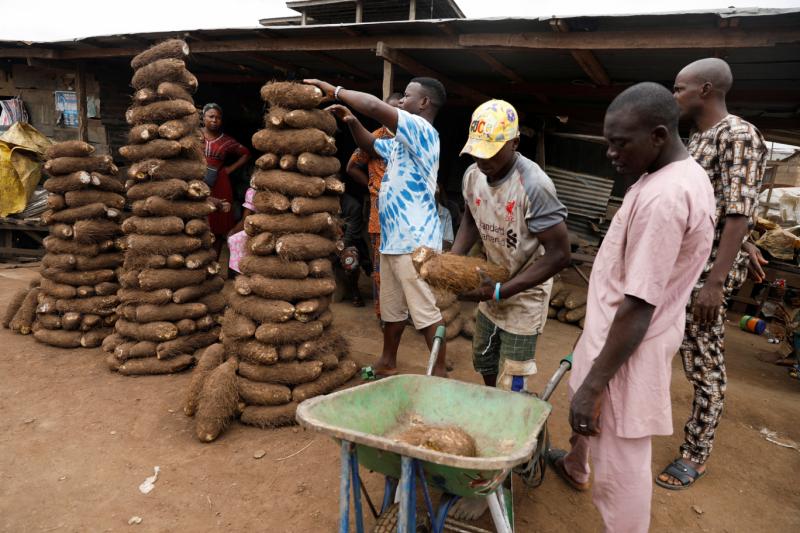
(547, 166), (614, 244)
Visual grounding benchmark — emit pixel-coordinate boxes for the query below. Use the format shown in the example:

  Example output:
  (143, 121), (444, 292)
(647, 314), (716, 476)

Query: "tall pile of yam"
(14, 140), (124, 348)
(102, 39), (224, 375)
(185, 81), (357, 437)
(548, 281), (586, 329)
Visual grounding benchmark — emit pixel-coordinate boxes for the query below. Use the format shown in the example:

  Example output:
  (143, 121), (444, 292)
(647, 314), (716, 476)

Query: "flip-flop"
(545, 448), (591, 492)
(655, 459), (706, 491)
(364, 365), (399, 379)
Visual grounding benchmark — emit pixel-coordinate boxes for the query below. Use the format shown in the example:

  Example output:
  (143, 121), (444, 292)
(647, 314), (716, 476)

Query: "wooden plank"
(76, 62), (89, 142)
(4, 26), (798, 61)
(382, 59), (394, 101)
(459, 28), (800, 50)
(0, 247), (46, 258)
(376, 42), (490, 105)
(473, 51), (524, 83)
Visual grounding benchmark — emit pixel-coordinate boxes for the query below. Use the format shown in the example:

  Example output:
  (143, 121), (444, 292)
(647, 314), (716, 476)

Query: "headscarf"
(202, 103), (222, 116)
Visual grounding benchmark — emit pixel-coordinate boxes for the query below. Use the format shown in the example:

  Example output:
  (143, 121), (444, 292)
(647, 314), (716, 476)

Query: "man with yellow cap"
(453, 99), (571, 389)
(449, 99), (571, 518)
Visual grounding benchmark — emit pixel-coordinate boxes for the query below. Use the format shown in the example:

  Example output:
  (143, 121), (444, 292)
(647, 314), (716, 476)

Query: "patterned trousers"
(679, 263), (747, 465)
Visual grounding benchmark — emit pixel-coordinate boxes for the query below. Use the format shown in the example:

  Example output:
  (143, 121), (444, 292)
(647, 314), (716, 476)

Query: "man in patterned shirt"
(305, 77), (449, 377)
(657, 58), (768, 490)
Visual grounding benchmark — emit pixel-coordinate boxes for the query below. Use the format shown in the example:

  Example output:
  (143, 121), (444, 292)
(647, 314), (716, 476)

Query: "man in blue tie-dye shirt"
(304, 77), (449, 377)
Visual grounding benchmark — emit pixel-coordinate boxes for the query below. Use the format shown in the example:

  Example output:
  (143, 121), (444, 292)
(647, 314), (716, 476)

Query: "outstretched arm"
(327, 105), (380, 158)
(304, 79), (398, 132)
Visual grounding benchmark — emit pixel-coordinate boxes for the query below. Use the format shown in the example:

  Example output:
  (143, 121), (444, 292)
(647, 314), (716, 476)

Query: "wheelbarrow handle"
(540, 353), (573, 402)
(425, 326), (447, 376)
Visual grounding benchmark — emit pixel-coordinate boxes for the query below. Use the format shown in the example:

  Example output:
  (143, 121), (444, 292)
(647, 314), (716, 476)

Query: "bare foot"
(372, 357), (398, 377)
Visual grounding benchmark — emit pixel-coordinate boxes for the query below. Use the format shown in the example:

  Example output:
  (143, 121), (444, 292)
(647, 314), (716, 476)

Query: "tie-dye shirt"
(373, 109), (442, 254)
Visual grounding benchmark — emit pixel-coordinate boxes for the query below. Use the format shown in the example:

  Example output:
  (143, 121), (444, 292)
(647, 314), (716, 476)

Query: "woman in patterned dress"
(201, 103), (251, 253)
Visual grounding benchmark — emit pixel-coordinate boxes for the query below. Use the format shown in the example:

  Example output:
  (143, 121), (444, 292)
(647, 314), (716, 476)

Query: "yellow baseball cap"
(460, 99), (519, 159)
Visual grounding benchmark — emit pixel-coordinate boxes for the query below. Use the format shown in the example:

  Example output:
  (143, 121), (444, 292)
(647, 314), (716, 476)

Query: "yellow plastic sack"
(0, 123), (52, 217)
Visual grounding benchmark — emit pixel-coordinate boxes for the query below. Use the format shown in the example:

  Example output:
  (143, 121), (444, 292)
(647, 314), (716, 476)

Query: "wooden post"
(536, 130), (546, 168)
(355, 0), (363, 23)
(301, 11), (307, 25)
(76, 61), (89, 142)
(382, 59), (394, 101)
(409, 0), (416, 20)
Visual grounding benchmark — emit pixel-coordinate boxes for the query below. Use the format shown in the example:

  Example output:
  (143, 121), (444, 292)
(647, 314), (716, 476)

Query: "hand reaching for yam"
(325, 104), (356, 124)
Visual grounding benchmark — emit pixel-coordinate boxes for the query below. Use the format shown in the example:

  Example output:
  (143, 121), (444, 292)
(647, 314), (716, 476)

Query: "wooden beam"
(382, 59), (394, 101)
(550, 19), (610, 86)
(459, 28), (800, 50)
(76, 62), (89, 142)
(409, 0), (417, 21)
(376, 41), (490, 105)
(312, 52), (372, 79)
(473, 51), (524, 83)
(3, 25), (799, 61)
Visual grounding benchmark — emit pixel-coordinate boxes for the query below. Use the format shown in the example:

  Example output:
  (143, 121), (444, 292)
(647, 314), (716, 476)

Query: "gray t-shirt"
(462, 153), (567, 335)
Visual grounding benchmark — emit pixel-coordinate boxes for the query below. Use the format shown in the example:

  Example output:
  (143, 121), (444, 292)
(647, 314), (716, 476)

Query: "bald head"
(677, 58), (733, 94)
(673, 58), (733, 123)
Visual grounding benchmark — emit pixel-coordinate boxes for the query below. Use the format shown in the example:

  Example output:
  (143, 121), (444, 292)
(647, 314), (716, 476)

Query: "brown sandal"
(546, 449), (591, 491)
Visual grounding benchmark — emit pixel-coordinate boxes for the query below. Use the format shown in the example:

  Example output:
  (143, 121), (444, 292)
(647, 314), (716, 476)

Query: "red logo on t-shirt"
(505, 200), (516, 222)
(475, 197), (482, 206)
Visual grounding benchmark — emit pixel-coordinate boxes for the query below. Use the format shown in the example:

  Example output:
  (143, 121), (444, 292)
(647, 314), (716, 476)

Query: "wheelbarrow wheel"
(372, 503), (430, 533)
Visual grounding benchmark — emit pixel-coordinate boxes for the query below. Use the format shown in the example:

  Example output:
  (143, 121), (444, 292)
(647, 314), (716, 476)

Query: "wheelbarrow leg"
(339, 441), (352, 533)
(397, 456), (416, 533)
(487, 489), (513, 533)
(350, 448), (365, 533)
(339, 441), (365, 533)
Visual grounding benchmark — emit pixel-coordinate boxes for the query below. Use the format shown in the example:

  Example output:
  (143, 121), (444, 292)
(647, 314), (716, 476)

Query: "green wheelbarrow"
(296, 327), (573, 533)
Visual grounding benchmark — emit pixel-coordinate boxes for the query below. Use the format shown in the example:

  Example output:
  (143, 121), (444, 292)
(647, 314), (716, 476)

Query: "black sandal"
(655, 459), (705, 491)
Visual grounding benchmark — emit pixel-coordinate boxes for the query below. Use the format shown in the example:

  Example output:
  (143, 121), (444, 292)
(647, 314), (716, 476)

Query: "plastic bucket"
(739, 315), (766, 335)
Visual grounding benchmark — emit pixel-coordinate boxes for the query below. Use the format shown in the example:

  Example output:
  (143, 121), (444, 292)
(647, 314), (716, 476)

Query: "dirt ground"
(1, 265), (798, 533)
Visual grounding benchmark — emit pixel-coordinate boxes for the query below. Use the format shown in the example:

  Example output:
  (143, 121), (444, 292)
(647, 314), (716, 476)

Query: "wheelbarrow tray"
(296, 375), (551, 497)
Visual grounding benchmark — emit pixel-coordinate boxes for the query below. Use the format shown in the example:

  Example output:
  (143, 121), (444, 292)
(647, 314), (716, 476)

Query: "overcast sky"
(1, 0), (799, 42)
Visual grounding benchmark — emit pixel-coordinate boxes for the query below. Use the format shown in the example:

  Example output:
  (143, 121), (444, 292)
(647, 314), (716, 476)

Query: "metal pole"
(76, 62), (89, 142)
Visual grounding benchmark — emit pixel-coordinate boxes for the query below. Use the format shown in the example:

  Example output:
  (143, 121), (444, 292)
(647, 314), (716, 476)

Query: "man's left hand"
(303, 79), (336, 99)
(569, 384), (602, 436)
(693, 282), (724, 325)
(461, 269), (495, 302)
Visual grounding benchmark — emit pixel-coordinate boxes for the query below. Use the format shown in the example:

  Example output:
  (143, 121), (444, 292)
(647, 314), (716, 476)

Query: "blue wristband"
(494, 282), (502, 301)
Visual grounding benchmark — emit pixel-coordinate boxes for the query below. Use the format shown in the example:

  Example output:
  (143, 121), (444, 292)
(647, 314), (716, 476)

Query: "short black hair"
(607, 82), (679, 133)
(410, 77), (447, 109)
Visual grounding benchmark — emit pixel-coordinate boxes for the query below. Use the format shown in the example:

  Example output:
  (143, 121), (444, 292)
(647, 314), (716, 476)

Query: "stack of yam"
(21, 140), (124, 348)
(186, 81), (357, 437)
(432, 288), (463, 340)
(548, 280), (586, 329)
(103, 39), (223, 375)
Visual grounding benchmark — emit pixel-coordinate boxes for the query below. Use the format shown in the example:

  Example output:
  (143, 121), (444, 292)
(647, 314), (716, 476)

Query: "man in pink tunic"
(546, 82), (716, 532)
